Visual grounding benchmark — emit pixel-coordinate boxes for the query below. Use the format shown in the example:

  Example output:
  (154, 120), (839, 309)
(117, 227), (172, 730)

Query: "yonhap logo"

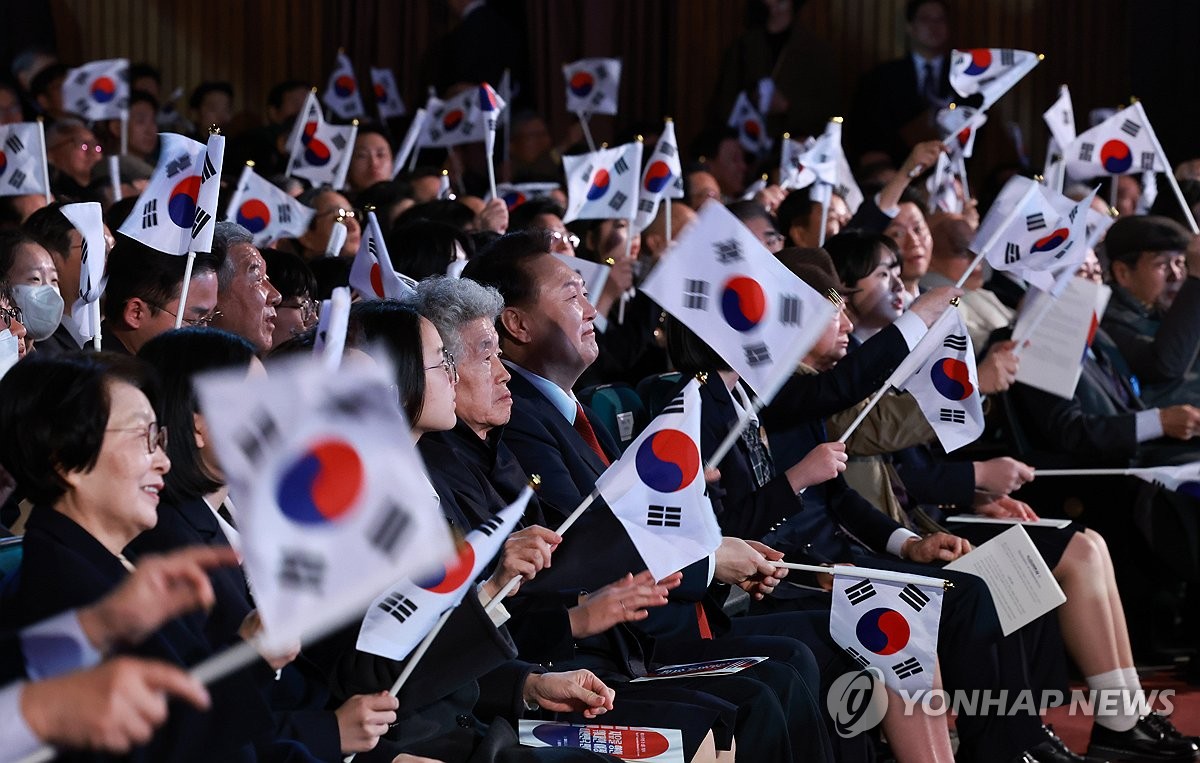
(827, 668), (888, 737)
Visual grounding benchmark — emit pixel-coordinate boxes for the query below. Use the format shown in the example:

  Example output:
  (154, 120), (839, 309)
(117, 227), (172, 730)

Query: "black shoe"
(1087, 718), (1199, 762)
(1142, 713), (1200, 749)
(1024, 725), (1090, 763)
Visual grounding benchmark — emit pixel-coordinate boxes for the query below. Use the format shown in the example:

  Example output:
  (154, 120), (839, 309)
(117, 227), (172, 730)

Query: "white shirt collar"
(505, 360), (578, 424)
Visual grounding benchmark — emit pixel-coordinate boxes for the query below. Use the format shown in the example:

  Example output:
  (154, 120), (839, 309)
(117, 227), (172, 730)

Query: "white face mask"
(9, 284), (64, 341)
(0, 329), (17, 379)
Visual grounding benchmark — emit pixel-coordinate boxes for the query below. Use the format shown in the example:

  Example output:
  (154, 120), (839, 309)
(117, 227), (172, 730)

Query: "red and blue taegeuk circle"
(586, 168), (611, 201)
(720, 276), (767, 332)
(502, 190), (527, 209)
(635, 429), (700, 493)
(963, 49), (992, 76)
(1100, 139), (1133, 173)
(856, 607), (911, 655)
(1031, 228), (1069, 253)
(236, 199), (271, 234)
(643, 160), (673, 194)
(374, 82), (387, 102)
(90, 76), (117, 103)
(368, 263), (387, 298)
(275, 439), (365, 525)
(569, 71), (595, 98)
(930, 358), (974, 400)
(301, 122), (331, 166)
(442, 109), (465, 132)
(417, 541), (476, 594)
(743, 119), (761, 140)
(531, 724), (670, 758)
(0, 151), (7, 175)
(167, 176), (201, 228)
(333, 75), (356, 98)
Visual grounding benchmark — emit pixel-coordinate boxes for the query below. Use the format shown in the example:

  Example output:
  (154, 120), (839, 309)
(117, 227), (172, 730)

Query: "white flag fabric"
(1043, 85), (1076, 152)
(972, 176), (1085, 278)
(370, 67), (407, 120)
(595, 380), (722, 580)
(937, 105), (987, 159)
(286, 92), (357, 189)
(60, 202), (106, 340)
(830, 571), (943, 693)
(62, 58), (129, 121)
(779, 136), (817, 191)
(633, 120), (685, 234)
(816, 120), (863, 213)
(192, 133), (224, 255)
(926, 151), (962, 214)
(552, 253), (610, 309)
(1127, 463), (1200, 498)
(194, 355), (454, 650)
(392, 108), (428, 177)
(1065, 101), (1168, 179)
(490, 182), (560, 211)
(322, 51), (366, 120)
(949, 48), (1040, 111)
(890, 307), (984, 452)
(478, 82), (506, 157)
(642, 202), (836, 400)
(314, 286), (351, 372)
(561, 142), (644, 224)
(349, 210), (413, 300)
(118, 133), (207, 255)
(727, 91), (771, 156)
(224, 164), (316, 247)
(0, 330), (18, 379)
(357, 490), (531, 661)
(794, 131), (839, 200)
(1024, 188), (1097, 295)
(418, 90), (483, 149)
(0, 122), (49, 198)
(563, 58), (621, 116)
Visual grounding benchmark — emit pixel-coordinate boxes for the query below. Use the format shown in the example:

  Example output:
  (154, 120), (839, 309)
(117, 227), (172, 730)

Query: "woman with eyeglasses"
(0, 282), (29, 362)
(262, 248), (319, 348)
(0, 353), (277, 761)
(44, 118), (105, 204)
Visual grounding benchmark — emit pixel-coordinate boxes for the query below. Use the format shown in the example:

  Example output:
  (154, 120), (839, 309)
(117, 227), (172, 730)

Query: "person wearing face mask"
(0, 231), (62, 350)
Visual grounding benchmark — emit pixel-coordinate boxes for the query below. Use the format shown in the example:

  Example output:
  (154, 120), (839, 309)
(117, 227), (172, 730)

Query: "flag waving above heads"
(888, 307), (983, 453)
(633, 120), (684, 233)
(357, 490), (530, 662)
(349, 210), (413, 300)
(595, 379), (722, 580)
(63, 58), (129, 121)
(641, 201), (836, 401)
(830, 571), (944, 693)
(927, 151), (962, 214)
(1018, 188), (1096, 296)
(1043, 85), (1076, 151)
(563, 58), (621, 116)
(490, 182), (561, 211)
(322, 51), (366, 120)
(727, 91), (771, 156)
(0, 122), (49, 198)
(1065, 101), (1167, 179)
(937, 105), (987, 159)
(286, 91), (357, 189)
(972, 176), (1086, 279)
(949, 48), (1040, 111)
(779, 135), (816, 191)
(195, 355), (455, 651)
(118, 133), (208, 255)
(370, 67), (406, 120)
(224, 164), (316, 247)
(562, 141), (644, 224)
(478, 82), (506, 157)
(418, 89), (483, 149)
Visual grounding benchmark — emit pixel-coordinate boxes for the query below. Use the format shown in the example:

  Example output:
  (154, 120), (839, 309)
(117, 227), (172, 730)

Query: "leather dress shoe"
(1141, 713), (1200, 750)
(1020, 725), (1091, 763)
(1087, 717), (1199, 762)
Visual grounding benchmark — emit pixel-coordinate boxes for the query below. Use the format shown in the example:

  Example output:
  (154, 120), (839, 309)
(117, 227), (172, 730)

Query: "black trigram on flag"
(845, 579), (876, 605)
(595, 65), (609, 81)
(779, 295), (801, 325)
(590, 92), (605, 106)
(278, 550), (325, 591)
(1004, 242), (1021, 265)
(7, 169), (26, 189)
(613, 156), (630, 174)
(1140, 152), (1157, 171)
(661, 394), (686, 416)
(713, 239), (742, 264)
(999, 49), (1014, 65)
(844, 646), (869, 668)
(234, 408), (280, 464)
(331, 133), (348, 151)
(201, 154), (216, 182)
(647, 505), (682, 528)
(1025, 212), (1046, 231)
(943, 334), (968, 351)
(893, 657), (924, 679)
(939, 408), (966, 424)
(744, 342), (771, 367)
(191, 208), (212, 239)
(476, 513), (505, 537)
(141, 199), (158, 228)
(660, 142), (676, 158)
(1120, 119), (1141, 138)
(367, 237), (378, 259)
(277, 203), (292, 224)
(1078, 142), (1095, 162)
(899, 583), (931, 612)
(4, 133), (23, 154)
(165, 154), (192, 178)
(608, 191), (628, 211)
(638, 199), (654, 213)
(368, 501), (412, 555)
(377, 591), (418, 624)
(683, 279), (710, 310)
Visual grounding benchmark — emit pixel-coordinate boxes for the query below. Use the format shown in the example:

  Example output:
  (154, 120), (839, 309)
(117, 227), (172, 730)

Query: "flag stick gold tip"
(601, 142), (608, 149)
(948, 102), (957, 110)
(782, 132), (790, 140)
(943, 581), (955, 589)
(310, 86), (318, 94)
(362, 204), (376, 212)
(694, 371), (709, 383)
(1037, 53), (1046, 61)
(1034, 174), (1044, 182)
(604, 257), (616, 266)
(337, 46), (344, 55)
(664, 116), (673, 123)
(335, 214), (345, 224)
(1129, 96), (1139, 105)
(831, 116), (844, 124)
(636, 135), (644, 143)
(528, 474), (542, 489)
(352, 119), (359, 127)
(245, 160), (255, 167)
(441, 169), (449, 176)
(1108, 206), (1120, 217)
(208, 125), (221, 135)
(950, 296), (961, 307)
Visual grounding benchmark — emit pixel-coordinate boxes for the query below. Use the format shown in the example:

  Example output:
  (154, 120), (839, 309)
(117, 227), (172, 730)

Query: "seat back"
(577, 383), (649, 452)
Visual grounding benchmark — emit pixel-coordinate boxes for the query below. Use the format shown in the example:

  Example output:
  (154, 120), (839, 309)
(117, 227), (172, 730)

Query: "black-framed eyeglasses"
(425, 348), (458, 384)
(148, 303), (221, 328)
(549, 230), (580, 250)
(0, 303), (21, 329)
(278, 298), (318, 325)
(106, 422), (168, 455)
(317, 207), (357, 221)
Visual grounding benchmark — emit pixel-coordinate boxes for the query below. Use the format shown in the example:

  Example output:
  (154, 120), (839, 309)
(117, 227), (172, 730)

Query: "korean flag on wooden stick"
(563, 58), (621, 116)
(888, 307), (984, 452)
(322, 50), (366, 120)
(62, 58), (129, 121)
(286, 91), (357, 189)
(196, 355), (454, 652)
(642, 201), (835, 401)
(370, 67), (406, 120)
(60, 202), (106, 342)
(357, 490), (530, 661)
(973, 176), (1082, 279)
(830, 570), (944, 693)
(1065, 101), (1167, 180)
(633, 119), (684, 234)
(118, 133), (208, 255)
(595, 380), (722, 580)
(562, 141), (643, 224)
(349, 209), (414, 300)
(727, 91), (771, 157)
(223, 164), (316, 247)
(949, 48), (1040, 111)
(0, 123), (49, 198)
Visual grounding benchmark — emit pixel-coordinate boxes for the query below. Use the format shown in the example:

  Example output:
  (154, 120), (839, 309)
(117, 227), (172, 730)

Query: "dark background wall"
(44, 1), (1195, 178)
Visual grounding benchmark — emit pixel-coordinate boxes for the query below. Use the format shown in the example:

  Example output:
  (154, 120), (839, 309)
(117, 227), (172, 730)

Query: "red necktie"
(695, 602), (714, 640)
(573, 402), (610, 467)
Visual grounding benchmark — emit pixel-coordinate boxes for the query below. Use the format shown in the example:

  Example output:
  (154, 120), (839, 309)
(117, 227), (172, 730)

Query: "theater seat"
(577, 383), (649, 452)
(0, 535), (22, 586)
(636, 372), (684, 418)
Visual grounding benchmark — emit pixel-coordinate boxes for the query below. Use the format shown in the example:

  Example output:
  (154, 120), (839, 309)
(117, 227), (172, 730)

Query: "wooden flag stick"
(578, 112), (598, 154)
(772, 561), (951, 589)
(173, 252), (196, 329)
(1032, 468), (1132, 478)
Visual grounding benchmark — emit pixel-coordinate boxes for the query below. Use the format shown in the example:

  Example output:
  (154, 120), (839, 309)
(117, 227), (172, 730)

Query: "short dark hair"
(267, 79), (309, 110)
(308, 256), (352, 300)
(103, 234), (218, 324)
(508, 198), (566, 232)
(726, 200), (775, 228)
(905, 0), (948, 23)
(345, 300), (426, 424)
(824, 229), (900, 287)
(386, 220), (473, 282)
(776, 192), (820, 242)
(189, 81), (233, 111)
(137, 328), (256, 505)
(0, 230), (43, 283)
(394, 199), (475, 231)
(355, 180), (414, 214)
(29, 63), (66, 99)
(22, 204), (74, 260)
(0, 353), (159, 505)
(461, 229), (552, 311)
(262, 248), (316, 302)
(128, 88), (159, 113)
(354, 124), (393, 149)
(666, 316), (730, 375)
(1103, 215), (1192, 267)
(129, 63), (161, 87)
